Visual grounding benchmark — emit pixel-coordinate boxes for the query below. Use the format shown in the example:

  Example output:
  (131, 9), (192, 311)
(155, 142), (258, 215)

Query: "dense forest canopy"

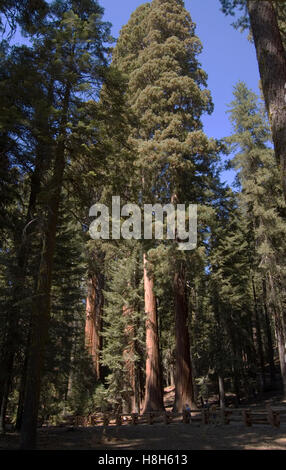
(0, 0), (286, 450)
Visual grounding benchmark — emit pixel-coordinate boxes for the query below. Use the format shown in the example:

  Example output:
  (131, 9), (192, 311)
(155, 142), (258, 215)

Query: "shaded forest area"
(0, 0), (286, 450)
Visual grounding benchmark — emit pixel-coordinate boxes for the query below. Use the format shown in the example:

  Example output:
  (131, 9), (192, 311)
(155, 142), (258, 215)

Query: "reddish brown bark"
(173, 265), (197, 412)
(142, 253), (164, 413)
(247, 1), (286, 199)
(85, 274), (103, 380)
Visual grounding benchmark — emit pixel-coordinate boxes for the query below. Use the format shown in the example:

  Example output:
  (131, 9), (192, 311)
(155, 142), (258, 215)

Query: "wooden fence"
(71, 405), (285, 429)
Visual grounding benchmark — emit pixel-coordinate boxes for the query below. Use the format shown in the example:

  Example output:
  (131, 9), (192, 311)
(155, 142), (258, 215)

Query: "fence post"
(220, 409), (226, 425)
(103, 414), (110, 426)
(202, 409), (209, 425)
(267, 406), (280, 428)
(242, 410), (252, 427)
(115, 414), (122, 426)
(147, 413), (154, 425)
(164, 412), (171, 425)
(131, 413), (138, 425)
(182, 409), (190, 424)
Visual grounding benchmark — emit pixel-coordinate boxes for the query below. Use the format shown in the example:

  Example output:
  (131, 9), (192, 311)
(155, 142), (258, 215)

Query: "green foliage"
(101, 242), (145, 411)
(0, 0), (132, 430)
(227, 82), (286, 276)
(0, 0), (49, 36)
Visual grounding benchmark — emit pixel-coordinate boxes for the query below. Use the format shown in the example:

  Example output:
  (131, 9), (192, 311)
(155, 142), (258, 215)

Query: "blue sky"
(100, 0), (261, 186)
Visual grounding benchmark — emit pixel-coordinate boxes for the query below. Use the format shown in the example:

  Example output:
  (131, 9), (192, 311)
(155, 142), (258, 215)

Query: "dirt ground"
(0, 423), (286, 450)
(1, 387), (285, 450)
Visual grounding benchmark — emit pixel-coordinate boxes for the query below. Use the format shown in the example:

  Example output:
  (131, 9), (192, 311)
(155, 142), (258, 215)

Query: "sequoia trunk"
(173, 265), (196, 412)
(142, 253), (164, 413)
(218, 375), (226, 410)
(85, 274), (104, 380)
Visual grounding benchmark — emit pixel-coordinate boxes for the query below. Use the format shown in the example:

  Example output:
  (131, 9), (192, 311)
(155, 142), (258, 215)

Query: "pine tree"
(101, 242), (144, 414)
(16, 0), (114, 448)
(0, 42), (53, 433)
(0, 0), (48, 36)
(227, 82), (286, 397)
(209, 192), (258, 403)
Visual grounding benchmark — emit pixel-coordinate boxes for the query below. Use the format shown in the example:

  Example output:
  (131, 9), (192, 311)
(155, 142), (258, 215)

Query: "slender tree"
(227, 82), (286, 397)
(19, 0), (112, 448)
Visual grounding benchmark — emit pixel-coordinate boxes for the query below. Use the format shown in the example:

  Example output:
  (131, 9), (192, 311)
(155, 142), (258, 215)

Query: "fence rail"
(70, 406), (285, 429)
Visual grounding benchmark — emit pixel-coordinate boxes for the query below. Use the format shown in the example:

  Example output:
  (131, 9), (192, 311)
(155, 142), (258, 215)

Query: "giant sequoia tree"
(112, 0), (219, 412)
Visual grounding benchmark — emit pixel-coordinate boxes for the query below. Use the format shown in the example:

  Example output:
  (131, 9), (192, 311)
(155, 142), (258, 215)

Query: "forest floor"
(1, 387), (286, 450)
(0, 422), (286, 450)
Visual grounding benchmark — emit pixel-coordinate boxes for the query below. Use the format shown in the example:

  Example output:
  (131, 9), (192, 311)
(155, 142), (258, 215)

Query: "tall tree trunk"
(173, 264), (197, 412)
(252, 278), (266, 389)
(0, 147), (45, 419)
(268, 273), (286, 398)
(122, 304), (136, 413)
(15, 320), (32, 432)
(85, 273), (103, 381)
(229, 327), (241, 406)
(66, 355), (74, 402)
(262, 279), (276, 385)
(232, 370), (241, 407)
(142, 253), (164, 413)
(66, 325), (76, 403)
(20, 86), (70, 449)
(247, 0), (286, 199)
(170, 368), (175, 387)
(15, 355), (28, 432)
(0, 377), (10, 434)
(0, 82), (54, 429)
(218, 375), (226, 410)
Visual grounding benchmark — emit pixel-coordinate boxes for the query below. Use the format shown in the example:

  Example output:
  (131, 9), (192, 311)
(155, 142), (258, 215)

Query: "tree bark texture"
(85, 274), (104, 380)
(247, 1), (286, 199)
(142, 253), (164, 413)
(173, 265), (197, 412)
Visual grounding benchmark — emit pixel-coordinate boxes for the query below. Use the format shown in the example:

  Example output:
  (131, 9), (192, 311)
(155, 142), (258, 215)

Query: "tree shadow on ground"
(1, 423), (286, 450)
